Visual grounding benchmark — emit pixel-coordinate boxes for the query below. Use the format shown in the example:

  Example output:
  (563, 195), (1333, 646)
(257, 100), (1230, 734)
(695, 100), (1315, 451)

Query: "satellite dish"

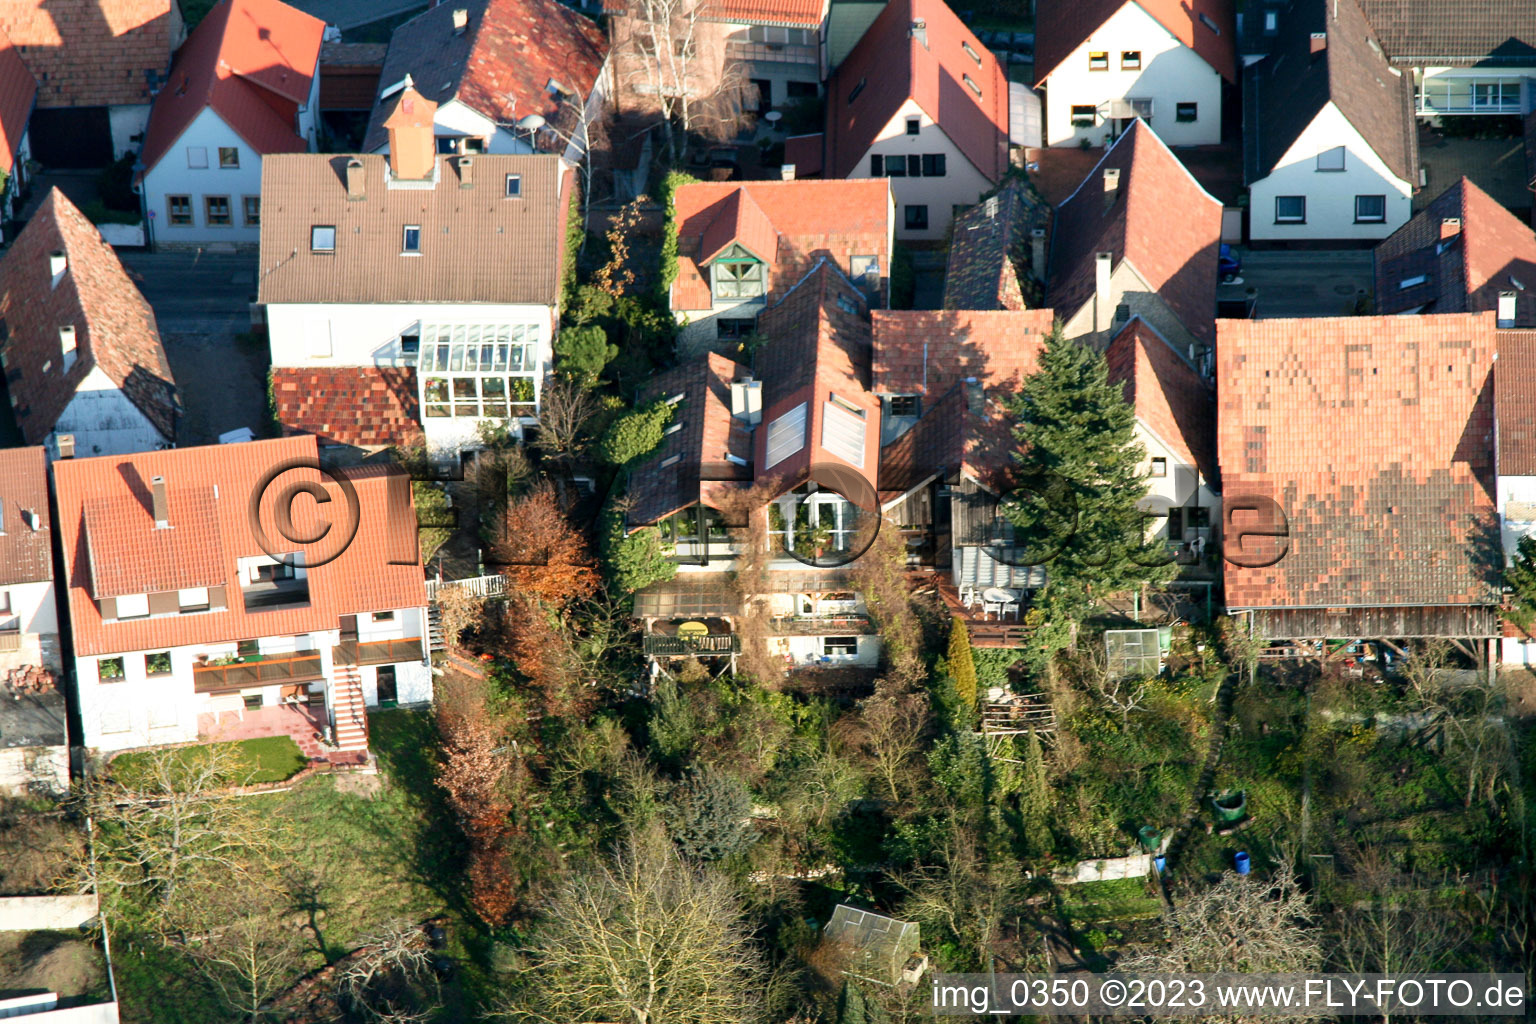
(517, 114), (547, 131)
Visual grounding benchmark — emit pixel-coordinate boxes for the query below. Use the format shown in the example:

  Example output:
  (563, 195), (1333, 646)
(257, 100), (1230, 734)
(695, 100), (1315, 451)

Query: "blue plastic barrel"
(1154, 856), (1167, 874)
(1234, 851), (1251, 875)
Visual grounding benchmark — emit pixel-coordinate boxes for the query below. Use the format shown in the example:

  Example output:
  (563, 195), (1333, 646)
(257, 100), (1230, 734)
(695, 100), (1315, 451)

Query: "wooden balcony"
(334, 637), (426, 667)
(193, 651), (325, 693)
(643, 633), (741, 656)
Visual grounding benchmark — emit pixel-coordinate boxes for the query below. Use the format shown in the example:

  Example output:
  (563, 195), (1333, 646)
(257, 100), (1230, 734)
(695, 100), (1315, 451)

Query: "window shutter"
(208, 586), (228, 611)
(870, 154), (882, 176)
(98, 597), (117, 620)
(148, 591), (178, 616)
(907, 154), (921, 176)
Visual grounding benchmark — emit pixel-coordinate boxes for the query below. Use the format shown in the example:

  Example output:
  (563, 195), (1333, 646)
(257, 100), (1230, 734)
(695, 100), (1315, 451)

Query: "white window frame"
(116, 593), (149, 619)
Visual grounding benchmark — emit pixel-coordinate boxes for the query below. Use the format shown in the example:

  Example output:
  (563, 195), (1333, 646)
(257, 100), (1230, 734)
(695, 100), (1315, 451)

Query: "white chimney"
(1103, 167), (1121, 193)
(453, 7), (469, 33)
(730, 377), (762, 425)
(1441, 217), (1461, 239)
(1094, 252), (1114, 332)
(60, 325), (77, 371)
(49, 250), (67, 283)
(1309, 32), (1326, 55)
(1499, 291), (1517, 328)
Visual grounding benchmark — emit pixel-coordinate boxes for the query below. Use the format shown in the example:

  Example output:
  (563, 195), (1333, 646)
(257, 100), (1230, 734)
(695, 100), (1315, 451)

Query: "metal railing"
(193, 651), (325, 693)
(425, 574), (507, 600)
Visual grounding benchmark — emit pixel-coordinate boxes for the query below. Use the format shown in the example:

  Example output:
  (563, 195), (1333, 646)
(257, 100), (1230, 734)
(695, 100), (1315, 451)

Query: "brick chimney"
(384, 85), (439, 182)
(345, 157), (366, 200)
(151, 475), (170, 529)
(1441, 217), (1461, 239)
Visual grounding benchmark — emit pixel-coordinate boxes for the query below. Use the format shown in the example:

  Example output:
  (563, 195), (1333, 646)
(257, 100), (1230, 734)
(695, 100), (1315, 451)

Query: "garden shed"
(821, 904), (926, 988)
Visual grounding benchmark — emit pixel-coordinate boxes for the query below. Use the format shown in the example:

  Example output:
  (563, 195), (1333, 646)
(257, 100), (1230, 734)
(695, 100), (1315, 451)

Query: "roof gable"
(943, 178), (1051, 311)
(824, 0), (1007, 182)
(1105, 318), (1217, 484)
(0, 27), (36, 175)
(1048, 120), (1221, 343)
(1246, 0), (1416, 184)
(1034, 0), (1236, 85)
(139, 0), (324, 174)
(362, 0), (607, 153)
(0, 189), (177, 445)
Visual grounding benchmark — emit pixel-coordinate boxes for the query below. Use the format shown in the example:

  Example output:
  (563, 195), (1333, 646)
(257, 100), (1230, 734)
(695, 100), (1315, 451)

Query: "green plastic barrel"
(1212, 790), (1247, 823)
(1137, 826), (1162, 852)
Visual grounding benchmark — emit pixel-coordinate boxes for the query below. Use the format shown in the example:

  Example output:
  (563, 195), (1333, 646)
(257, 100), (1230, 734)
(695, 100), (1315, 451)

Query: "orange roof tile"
(1034, 0), (1236, 85)
(362, 0), (607, 153)
(824, 0), (1008, 182)
(54, 436), (427, 657)
(0, 189), (177, 446)
(273, 366), (424, 450)
(0, 0), (181, 109)
(1217, 312), (1499, 612)
(1105, 318), (1217, 484)
(1496, 330), (1536, 477)
(1048, 120), (1221, 345)
(0, 27), (36, 175)
(670, 179), (892, 312)
(139, 0), (324, 175)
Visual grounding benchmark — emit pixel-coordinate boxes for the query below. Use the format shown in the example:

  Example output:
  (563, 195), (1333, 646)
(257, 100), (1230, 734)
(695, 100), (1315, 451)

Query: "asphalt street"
(1222, 248), (1376, 320)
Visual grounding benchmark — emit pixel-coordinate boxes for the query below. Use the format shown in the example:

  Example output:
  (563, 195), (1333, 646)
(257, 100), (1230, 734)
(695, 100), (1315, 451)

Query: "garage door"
(29, 107), (113, 168)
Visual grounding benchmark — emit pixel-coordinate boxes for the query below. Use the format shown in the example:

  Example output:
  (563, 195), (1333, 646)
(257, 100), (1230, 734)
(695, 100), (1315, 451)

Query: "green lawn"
(1058, 877), (1164, 924)
(110, 735), (307, 786)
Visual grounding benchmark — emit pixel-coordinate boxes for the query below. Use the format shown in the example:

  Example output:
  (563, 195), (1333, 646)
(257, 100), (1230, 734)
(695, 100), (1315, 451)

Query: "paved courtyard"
(119, 250), (271, 447)
(1222, 248), (1376, 320)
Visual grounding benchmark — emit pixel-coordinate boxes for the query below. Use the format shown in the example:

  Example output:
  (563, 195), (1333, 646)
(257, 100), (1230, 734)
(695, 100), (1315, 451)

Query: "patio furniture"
(677, 621), (709, 637)
(205, 692), (246, 724)
(982, 587), (1021, 621)
(959, 584), (978, 609)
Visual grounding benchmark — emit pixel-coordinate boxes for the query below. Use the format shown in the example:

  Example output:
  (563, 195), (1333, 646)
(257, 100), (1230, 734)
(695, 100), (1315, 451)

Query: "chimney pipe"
(49, 250), (66, 280)
(1094, 252), (1114, 332)
(1030, 226), (1048, 285)
(151, 475), (169, 528)
(1499, 291), (1517, 327)
(457, 155), (474, 187)
(1309, 31), (1326, 55)
(453, 7), (468, 33)
(345, 157), (366, 200)
(1441, 217), (1461, 239)
(909, 18), (927, 48)
(1103, 167), (1121, 193)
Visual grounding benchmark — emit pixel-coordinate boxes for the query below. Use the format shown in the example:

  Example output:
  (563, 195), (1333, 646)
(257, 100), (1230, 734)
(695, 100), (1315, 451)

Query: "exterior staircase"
(427, 604), (444, 652)
(329, 663), (370, 755)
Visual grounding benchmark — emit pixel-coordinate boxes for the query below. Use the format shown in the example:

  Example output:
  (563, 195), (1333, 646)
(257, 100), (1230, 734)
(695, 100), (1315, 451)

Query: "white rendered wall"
(49, 366), (169, 458)
(109, 104), (151, 161)
(142, 107), (267, 245)
(267, 302), (555, 367)
(0, 579), (58, 674)
(845, 98), (994, 241)
(1248, 102), (1413, 242)
(1042, 2), (1223, 147)
(1136, 423), (1219, 541)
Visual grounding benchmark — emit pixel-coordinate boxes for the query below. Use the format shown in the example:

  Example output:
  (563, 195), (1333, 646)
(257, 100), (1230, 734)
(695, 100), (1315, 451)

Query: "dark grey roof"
(1357, 0), (1536, 64)
(362, 1), (485, 152)
(1244, 0), (1417, 185)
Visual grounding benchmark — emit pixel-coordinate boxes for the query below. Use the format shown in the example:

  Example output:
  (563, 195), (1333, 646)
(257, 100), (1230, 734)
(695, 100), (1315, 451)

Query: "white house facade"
(850, 98), (994, 241)
(1039, 1), (1224, 148)
(1248, 103), (1413, 242)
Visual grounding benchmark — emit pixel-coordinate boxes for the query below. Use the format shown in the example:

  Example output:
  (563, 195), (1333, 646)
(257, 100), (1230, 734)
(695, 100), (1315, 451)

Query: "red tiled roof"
(1034, 0), (1236, 85)
(1374, 177), (1536, 327)
(1048, 119), (1221, 344)
(0, 0), (181, 109)
(273, 366), (424, 450)
(824, 0), (1008, 182)
(1496, 330), (1536, 477)
(670, 179), (892, 312)
(944, 178), (1051, 311)
(877, 382), (964, 496)
(753, 261), (881, 498)
(872, 308), (1054, 481)
(601, 0), (826, 27)
(1217, 312), (1500, 611)
(1105, 318), (1217, 485)
(54, 436), (428, 657)
(139, 0), (323, 176)
(0, 27), (36, 175)
(0, 189), (177, 446)
(630, 353), (753, 526)
(0, 447), (52, 587)
(362, 0), (607, 153)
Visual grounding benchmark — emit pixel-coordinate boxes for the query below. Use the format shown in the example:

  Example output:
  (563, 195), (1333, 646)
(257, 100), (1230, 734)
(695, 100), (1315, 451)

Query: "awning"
(1008, 82), (1041, 148)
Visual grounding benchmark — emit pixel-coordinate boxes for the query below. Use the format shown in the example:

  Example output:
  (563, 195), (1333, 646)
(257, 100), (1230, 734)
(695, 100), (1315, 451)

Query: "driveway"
(1221, 248), (1376, 320)
(119, 250), (270, 447)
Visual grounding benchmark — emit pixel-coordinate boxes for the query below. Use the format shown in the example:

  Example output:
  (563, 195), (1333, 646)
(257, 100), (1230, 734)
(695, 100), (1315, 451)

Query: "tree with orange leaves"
(493, 483), (600, 606)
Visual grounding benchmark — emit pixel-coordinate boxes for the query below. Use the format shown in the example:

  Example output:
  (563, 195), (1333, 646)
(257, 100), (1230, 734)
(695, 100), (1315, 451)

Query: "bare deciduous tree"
(615, 0), (756, 161)
(1078, 643), (1151, 727)
(534, 375), (600, 463)
(499, 827), (769, 1024)
(335, 921), (440, 1024)
(1400, 642), (1512, 809)
(178, 886), (304, 1024)
(853, 684), (930, 804)
(433, 585), (487, 652)
(890, 823), (1022, 971)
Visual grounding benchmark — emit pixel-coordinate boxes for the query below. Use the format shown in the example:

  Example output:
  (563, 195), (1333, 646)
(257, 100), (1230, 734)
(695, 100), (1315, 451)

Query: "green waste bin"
(1138, 826), (1162, 852)
(1157, 626), (1173, 654)
(1212, 789), (1247, 823)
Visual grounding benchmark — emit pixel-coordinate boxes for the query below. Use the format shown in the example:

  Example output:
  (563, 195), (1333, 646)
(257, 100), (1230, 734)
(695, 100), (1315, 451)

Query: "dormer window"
(116, 593), (150, 620)
(712, 244), (765, 299)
